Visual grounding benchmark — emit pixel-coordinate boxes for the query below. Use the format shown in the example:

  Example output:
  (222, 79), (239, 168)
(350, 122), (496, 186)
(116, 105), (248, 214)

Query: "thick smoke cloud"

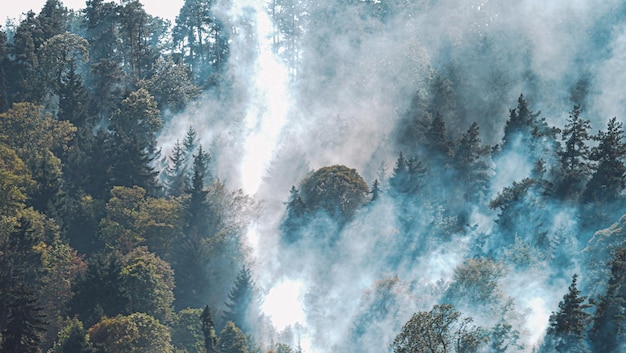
(156, 0), (626, 352)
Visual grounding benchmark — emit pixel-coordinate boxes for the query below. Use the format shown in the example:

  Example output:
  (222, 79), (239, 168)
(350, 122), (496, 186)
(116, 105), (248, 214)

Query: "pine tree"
(558, 105), (592, 200)
(201, 305), (218, 353)
(583, 117), (626, 203)
(589, 247), (626, 353)
(166, 139), (188, 196)
(218, 321), (248, 353)
(454, 121), (491, 204)
(223, 266), (256, 333)
(545, 274), (591, 353)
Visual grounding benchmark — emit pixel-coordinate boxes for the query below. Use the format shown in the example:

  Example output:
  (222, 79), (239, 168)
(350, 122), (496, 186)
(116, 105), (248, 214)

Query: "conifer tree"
(201, 305), (218, 353)
(589, 247), (626, 353)
(223, 266), (256, 333)
(556, 105), (591, 200)
(544, 274), (591, 353)
(583, 117), (626, 203)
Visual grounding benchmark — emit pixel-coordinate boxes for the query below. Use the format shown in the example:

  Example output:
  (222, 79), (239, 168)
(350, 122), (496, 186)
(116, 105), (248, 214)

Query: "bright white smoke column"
(231, 0), (308, 345)
(236, 0), (291, 195)
(262, 279), (306, 331)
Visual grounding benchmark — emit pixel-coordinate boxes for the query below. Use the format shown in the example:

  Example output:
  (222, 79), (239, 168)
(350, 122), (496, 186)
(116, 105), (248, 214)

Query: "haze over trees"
(1, 0), (626, 352)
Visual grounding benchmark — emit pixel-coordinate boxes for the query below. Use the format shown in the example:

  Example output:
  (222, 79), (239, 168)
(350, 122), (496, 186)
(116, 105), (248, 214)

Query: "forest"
(0, 0), (626, 352)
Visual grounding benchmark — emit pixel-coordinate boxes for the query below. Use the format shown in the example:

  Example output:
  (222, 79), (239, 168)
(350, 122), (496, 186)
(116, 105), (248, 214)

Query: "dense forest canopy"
(1, 0), (626, 352)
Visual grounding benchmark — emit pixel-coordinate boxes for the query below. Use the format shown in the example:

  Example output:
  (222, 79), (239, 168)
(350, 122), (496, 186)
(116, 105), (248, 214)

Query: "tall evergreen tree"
(558, 105), (592, 200)
(454, 121), (491, 204)
(223, 266), (256, 333)
(544, 274), (591, 353)
(201, 305), (218, 353)
(583, 117), (626, 203)
(589, 247), (626, 353)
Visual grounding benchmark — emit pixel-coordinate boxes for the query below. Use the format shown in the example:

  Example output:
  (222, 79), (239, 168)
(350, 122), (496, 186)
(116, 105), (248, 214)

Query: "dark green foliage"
(280, 185), (308, 242)
(454, 122), (491, 204)
(202, 305), (218, 353)
(70, 251), (129, 327)
(218, 321), (248, 353)
(583, 117), (626, 203)
(51, 318), (93, 353)
(589, 247), (626, 353)
(0, 29), (9, 112)
(544, 274), (591, 353)
(391, 304), (484, 353)
(0, 217), (47, 353)
(502, 94), (542, 148)
(299, 165), (369, 222)
(173, 0), (230, 87)
(223, 266), (256, 333)
(388, 153), (426, 195)
(557, 106), (592, 200)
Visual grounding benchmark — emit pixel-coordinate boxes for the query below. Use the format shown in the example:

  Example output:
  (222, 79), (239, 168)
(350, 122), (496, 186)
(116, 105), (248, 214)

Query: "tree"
(280, 185), (307, 242)
(70, 251), (129, 327)
(118, 0), (160, 80)
(557, 105), (592, 199)
(107, 89), (162, 194)
(544, 274), (591, 353)
(50, 317), (93, 353)
(589, 247), (626, 353)
(583, 117), (626, 203)
(169, 308), (204, 353)
(120, 247), (175, 322)
(186, 145), (211, 237)
(34, 235), (87, 347)
(502, 94), (542, 149)
(391, 304), (484, 353)
(0, 215), (49, 353)
(0, 103), (76, 215)
(223, 266), (256, 333)
(388, 153), (426, 196)
(173, 0), (230, 86)
(218, 321), (248, 353)
(142, 57), (200, 114)
(164, 139), (187, 196)
(202, 305), (218, 353)
(443, 258), (507, 314)
(299, 165), (369, 222)
(88, 312), (173, 353)
(453, 122), (491, 205)
(38, 32), (89, 101)
(0, 29), (9, 112)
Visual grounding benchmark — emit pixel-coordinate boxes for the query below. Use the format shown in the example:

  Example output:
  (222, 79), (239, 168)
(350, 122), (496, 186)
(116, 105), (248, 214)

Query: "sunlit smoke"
(235, 0), (291, 196)
(262, 279), (306, 331)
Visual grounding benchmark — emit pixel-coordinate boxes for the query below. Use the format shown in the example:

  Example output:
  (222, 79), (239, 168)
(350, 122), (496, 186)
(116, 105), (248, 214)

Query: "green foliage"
(443, 257), (508, 316)
(169, 308), (204, 353)
(142, 57), (200, 113)
(99, 186), (184, 256)
(88, 312), (173, 353)
(584, 117), (626, 203)
(557, 105), (592, 200)
(120, 247), (175, 322)
(50, 317), (93, 353)
(589, 247), (626, 352)
(223, 266), (257, 333)
(218, 321), (248, 353)
(544, 274), (591, 353)
(391, 304), (484, 353)
(299, 165), (369, 221)
(70, 251), (129, 327)
(201, 305), (218, 353)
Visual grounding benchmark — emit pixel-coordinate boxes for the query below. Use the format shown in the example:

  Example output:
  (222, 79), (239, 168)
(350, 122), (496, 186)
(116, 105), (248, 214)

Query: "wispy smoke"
(156, 0), (626, 352)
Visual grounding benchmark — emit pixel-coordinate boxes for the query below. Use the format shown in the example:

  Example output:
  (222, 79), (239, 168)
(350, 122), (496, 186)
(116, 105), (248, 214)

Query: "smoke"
(155, 0), (626, 352)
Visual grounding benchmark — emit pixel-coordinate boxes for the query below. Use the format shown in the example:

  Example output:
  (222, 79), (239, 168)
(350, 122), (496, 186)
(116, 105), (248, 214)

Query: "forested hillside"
(1, 0), (626, 352)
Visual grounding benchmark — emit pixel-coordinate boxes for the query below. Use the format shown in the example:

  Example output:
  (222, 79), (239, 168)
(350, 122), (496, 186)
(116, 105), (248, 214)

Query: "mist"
(156, 0), (626, 352)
